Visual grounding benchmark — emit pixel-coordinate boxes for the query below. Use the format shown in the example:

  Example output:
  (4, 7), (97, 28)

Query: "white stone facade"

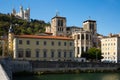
(12, 6), (30, 21)
(72, 20), (97, 58)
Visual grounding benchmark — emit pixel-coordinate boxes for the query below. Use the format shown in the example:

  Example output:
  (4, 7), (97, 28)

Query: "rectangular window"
(43, 51), (47, 58)
(81, 34), (84, 40)
(70, 42), (72, 46)
(61, 20), (63, 26)
(77, 47), (79, 54)
(70, 51), (72, 57)
(36, 41), (39, 45)
(51, 41), (54, 46)
(18, 50), (23, 58)
(86, 47), (88, 52)
(81, 47), (84, 53)
(26, 40), (30, 45)
(19, 40), (22, 44)
(64, 42), (66, 46)
(26, 50), (31, 57)
(77, 35), (80, 39)
(58, 42), (61, 46)
(51, 51), (54, 58)
(36, 51), (39, 58)
(58, 51), (61, 58)
(44, 41), (47, 46)
(64, 51), (66, 58)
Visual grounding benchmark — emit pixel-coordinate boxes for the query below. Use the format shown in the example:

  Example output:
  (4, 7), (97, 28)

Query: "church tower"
(83, 20), (97, 47)
(24, 8), (30, 21)
(51, 14), (66, 36)
(8, 25), (14, 57)
(19, 5), (24, 19)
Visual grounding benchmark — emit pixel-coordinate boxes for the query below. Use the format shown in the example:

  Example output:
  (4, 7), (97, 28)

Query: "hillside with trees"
(0, 13), (50, 36)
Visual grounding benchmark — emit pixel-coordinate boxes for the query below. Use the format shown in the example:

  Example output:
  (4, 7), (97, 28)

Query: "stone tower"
(83, 20), (97, 47)
(51, 15), (66, 36)
(24, 8), (30, 21)
(8, 25), (14, 57)
(19, 5), (24, 19)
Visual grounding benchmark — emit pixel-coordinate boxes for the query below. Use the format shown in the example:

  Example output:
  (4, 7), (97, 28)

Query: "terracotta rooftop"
(14, 35), (73, 40)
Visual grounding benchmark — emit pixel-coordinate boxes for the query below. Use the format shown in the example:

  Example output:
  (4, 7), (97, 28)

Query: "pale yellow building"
(8, 26), (74, 61)
(101, 34), (120, 63)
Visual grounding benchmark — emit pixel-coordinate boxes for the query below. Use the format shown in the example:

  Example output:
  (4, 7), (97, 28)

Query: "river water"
(13, 73), (120, 80)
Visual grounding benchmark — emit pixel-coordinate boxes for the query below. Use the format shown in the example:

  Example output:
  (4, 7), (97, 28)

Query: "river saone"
(13, 73), (120, 80)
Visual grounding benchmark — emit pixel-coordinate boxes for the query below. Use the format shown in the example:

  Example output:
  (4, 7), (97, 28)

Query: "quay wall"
(30, 61), (120, 72)
(2, 59), (120, 78)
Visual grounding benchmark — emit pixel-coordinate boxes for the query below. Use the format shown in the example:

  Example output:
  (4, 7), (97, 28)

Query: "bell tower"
(51, 14), (66, 36)
(83, 20), (97, 47)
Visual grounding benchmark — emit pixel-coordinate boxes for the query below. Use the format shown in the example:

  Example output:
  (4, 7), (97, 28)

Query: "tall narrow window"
(70, 51), (72, 58)
(64, 42), (66, 46)
(44, 41), (47, 46)
(86, 47), (88, 52)
(58, 20), (60, 26)
(18, 49), (23, 58)
(61, 20), (63, 26)
(77, 34), (80, 39)
(58, 51), (61, 58)
(64, 51), (66, 58)
(70, 42), (72, 46)
(26, 49), (31, 57)
(43, 51), (47, 58)
(86, 34), (88, 40)
(58, 42), (61, 46)
(81, 34), (84, 40)
(51, 41), (54, 46)
(51, 51), (54, 58)
(81, 47), (84, 53)
(77, 47), (79, 54)
(36, 50), (39, 58)
(19, 40), (22, 44)
(26, 40), (30, 45)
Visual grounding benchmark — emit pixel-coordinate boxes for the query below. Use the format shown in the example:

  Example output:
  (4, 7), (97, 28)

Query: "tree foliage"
(0, 13), (50, 36)
(81, 47), (103, 61)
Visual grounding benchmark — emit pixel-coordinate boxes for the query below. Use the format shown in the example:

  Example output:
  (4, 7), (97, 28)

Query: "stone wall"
(30, 61), (120, 72)
(11, 60), (32, 73)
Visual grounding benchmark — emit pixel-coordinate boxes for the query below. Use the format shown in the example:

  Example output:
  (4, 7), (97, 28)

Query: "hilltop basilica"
(11, 5), (30, 21)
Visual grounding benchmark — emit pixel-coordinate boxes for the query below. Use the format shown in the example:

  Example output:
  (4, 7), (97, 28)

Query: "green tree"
(81, 47), (103, 61)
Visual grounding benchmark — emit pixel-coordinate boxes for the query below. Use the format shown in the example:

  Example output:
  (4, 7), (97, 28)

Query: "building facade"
(72, 20), (97, 58)
(8, 26), (74, 61)
(46, 15), (98, 58)
(12, 6), (30, 21)
(101, 35), (120, 63)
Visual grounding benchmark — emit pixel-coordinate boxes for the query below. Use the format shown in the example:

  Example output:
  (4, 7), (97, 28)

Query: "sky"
(0, 0), (120, 36)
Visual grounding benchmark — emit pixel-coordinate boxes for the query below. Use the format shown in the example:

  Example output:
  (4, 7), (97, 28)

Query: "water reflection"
(101, 73), (120, 80)
(13, 73), (120, 80)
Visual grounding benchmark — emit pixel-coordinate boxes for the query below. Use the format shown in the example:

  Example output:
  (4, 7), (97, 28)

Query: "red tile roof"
(14, 35), (74, 40)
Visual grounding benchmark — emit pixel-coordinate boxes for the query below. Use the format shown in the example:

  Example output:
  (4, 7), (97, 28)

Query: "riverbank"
(13, 68), (120, 77)
(2, 58), (120, 79)
(13, 73), (120, 80)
